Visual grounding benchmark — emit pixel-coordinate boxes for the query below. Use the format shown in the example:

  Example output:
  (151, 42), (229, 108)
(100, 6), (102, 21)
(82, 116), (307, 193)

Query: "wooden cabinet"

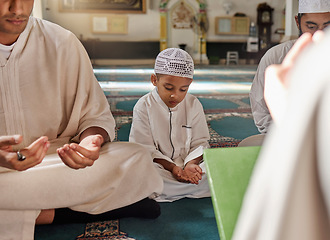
(215, 16), (250, 35)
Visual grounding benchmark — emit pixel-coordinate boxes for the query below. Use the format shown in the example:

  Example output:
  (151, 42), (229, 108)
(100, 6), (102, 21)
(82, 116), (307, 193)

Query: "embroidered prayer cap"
(299, 0), (330, 13)
(154, 48), (194, 79)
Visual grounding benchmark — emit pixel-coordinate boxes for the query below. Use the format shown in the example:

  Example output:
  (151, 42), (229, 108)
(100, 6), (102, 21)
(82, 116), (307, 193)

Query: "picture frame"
(60, 0), (146, 14)
(91, 15), (128, 34)
(215, 16), (250, 35)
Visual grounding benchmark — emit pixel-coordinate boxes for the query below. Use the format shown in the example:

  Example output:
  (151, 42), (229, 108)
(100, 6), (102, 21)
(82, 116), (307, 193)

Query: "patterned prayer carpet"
(98, 65), (259, 147)
(76, 220), (135, 240)
(109, 92), (258, 148)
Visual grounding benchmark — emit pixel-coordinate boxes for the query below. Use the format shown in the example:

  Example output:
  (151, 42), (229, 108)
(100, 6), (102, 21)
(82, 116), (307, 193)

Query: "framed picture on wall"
(60, 0), (146, 14)
(215, 16), (250, 35)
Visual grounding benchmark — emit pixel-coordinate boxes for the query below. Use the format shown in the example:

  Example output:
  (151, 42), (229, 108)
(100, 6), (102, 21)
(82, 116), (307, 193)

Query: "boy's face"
(151, 74), (192, 108)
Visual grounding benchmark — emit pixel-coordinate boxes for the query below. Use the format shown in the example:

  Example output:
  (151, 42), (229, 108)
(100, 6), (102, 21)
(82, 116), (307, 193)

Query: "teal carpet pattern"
(34, 65), (258, 240)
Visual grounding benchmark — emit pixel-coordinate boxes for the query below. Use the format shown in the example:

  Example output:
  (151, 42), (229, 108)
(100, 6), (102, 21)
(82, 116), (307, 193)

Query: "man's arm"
(250, 41), (296, 133)
(250, 57), (273, 134)
(80, 126), (110, 145)
(57, 126), (110, 169)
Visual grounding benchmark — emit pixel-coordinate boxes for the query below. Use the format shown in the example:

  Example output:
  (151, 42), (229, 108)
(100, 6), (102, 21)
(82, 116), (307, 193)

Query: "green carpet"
(120, 198), (219, 240)
(35, 223), (86, 239)
(209, 116), (259, 140)
(35, 198), (219, 240)
(198, 98), (239, 110)
(116, 99), (138, 111)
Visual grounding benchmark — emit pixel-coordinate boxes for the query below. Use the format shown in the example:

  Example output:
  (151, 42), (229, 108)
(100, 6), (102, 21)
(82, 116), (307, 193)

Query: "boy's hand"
(183, 163), (203, 185)
(172, 165), (190, 183)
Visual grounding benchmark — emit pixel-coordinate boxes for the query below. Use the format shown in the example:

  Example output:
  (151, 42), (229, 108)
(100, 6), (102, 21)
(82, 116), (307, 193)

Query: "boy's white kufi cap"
(154, 48), (194, 79)
(299, 0), (330, 13)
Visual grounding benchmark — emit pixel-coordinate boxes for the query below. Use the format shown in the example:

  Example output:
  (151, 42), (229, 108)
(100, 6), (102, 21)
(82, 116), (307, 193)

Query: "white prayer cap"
(299, 0), (330, 13)
(154, 48), (194, 79)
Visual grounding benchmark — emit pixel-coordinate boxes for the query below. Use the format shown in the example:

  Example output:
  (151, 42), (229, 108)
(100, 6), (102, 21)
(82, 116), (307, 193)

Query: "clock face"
(261, 11), (270, 23)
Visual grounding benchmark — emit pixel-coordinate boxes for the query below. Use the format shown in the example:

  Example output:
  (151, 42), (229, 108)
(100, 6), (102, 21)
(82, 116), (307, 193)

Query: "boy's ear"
(151, 74), (157, 86)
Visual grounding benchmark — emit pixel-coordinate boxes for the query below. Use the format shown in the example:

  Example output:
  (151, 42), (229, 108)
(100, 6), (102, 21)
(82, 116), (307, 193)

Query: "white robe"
(0, 17), (163, 240)
(233, 31), (330, 240)
(250, 40), (296, 133)
(129, 88), (210, 202)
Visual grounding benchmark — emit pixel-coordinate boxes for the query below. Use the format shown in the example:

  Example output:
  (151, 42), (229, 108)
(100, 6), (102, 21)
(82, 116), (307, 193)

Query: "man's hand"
(57, 134), (104, 169)
(0, 135), (49, 171)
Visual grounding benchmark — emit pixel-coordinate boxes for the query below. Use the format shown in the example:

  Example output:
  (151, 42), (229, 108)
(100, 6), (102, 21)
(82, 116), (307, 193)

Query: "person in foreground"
(0, 1), (163, 239)
(129, 48), (211, 202)
(249, 0), (330, 135)
(233, 30), (330, 239)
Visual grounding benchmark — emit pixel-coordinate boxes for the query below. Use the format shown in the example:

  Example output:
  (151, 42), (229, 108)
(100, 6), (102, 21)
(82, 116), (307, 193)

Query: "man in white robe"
(0, 1), (163, 239)
(129, 48), (210, 202)
(233, 30), (330, 240)
(249, 0), (330, 135)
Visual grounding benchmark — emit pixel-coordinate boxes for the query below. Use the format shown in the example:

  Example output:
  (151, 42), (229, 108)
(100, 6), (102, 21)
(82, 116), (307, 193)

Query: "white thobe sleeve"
(249, 49), (277, 134)
(183, 98), (210, 166)
(59, 34), (116, 143)
(249, 61), (272, 134)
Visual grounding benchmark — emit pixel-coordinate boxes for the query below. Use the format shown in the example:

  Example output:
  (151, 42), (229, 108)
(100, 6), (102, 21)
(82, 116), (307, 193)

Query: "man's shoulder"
(260, 40), (297, 65)
(265, 40), (296, 56)
(30, 17), (75, 42)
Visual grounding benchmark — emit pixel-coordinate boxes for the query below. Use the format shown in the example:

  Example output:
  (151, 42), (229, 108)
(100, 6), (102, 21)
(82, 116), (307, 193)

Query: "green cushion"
(204, 146), (261, 240)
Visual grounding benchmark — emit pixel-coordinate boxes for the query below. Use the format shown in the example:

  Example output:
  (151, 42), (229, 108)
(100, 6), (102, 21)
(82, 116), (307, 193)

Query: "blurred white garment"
(233, 30), (330, 240)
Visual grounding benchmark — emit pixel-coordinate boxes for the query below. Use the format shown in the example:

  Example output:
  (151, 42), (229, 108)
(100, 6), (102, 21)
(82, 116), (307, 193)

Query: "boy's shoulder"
(185, 92), (201, 103)
(134, 91), (155, 109)
(184, 93), (205, 110)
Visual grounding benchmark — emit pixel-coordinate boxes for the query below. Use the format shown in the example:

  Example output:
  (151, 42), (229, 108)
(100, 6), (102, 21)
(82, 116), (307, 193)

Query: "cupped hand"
(57, 134), (104, 169)
(183, 163), (202, 185)
(0, 136), (49, 171)
(172, 165), (190, 183)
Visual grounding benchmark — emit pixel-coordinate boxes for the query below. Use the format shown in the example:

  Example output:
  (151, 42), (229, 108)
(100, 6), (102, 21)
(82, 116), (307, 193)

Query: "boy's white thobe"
(130, 88), (210, 202)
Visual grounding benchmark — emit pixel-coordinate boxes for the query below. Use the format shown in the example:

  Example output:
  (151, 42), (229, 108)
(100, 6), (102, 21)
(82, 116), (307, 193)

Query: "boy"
(129, 48), (210, 202)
